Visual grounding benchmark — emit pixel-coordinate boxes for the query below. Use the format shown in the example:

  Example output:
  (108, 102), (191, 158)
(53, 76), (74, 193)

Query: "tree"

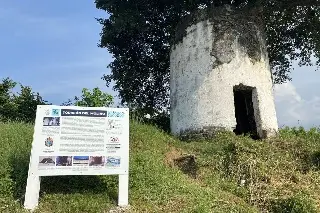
(0, 78), (17, 121)
(95, 0), (320, 115)
(62, 87), (114, 107)
(0, 77), (48, 123)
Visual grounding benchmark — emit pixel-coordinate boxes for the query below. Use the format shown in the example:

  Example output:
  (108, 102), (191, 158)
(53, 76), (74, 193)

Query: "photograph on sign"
(38, 156), (55, 167)
(43, 117), (60, 126)
(56, 156), (73, 166)
(89, 156), (105, 166)
(106, 156), (121, 168)
(73, 156), (89, 166)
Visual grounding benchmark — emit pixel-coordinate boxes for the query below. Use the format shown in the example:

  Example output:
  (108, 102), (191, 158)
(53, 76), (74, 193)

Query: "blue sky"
(0, 1), (319, 128)
(0, 1), (115, 103)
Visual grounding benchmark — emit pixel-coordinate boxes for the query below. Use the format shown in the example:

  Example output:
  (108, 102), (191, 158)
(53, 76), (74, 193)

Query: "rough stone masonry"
(170, 5), (279, 140)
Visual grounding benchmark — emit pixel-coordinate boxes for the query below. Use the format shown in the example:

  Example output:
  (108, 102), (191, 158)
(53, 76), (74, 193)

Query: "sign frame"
(23, 105), (130, 211)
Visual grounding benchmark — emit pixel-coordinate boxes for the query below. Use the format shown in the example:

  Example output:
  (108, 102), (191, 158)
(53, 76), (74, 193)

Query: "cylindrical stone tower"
(170, 6), (278, 139)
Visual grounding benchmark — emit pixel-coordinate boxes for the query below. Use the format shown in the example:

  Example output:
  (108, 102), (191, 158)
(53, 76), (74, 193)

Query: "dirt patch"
(161, 196), (187, 213)
(165, 147), (198, 179)
(164, 147), (184, 167)
(108, 205), (131, 213)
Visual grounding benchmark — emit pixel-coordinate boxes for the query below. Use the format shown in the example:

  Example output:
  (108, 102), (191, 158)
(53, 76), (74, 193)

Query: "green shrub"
(271, 193), (317, 213)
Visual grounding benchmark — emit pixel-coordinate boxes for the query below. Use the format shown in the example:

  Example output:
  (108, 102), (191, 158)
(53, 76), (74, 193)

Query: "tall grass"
(0, 121), (319, 212)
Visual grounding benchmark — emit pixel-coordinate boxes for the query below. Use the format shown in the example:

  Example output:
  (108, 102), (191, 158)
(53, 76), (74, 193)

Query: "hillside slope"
(0, 121), (319, 212)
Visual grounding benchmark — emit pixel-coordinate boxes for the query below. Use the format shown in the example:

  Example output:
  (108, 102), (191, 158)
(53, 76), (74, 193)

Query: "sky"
(0, 1), (319, 129)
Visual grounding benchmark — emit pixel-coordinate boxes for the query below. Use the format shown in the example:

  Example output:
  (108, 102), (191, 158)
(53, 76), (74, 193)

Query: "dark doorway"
(233, 86), (259, 139)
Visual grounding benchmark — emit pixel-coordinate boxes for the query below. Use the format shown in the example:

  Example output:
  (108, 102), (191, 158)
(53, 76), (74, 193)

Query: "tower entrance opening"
(233, 85), (259, 139)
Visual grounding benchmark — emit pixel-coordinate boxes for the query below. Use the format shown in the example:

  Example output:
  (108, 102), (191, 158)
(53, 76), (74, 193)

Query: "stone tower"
(170, 6), (278, 139)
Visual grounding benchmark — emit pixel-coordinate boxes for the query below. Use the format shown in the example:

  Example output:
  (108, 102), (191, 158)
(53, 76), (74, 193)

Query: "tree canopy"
(62, 87), (114, 107)
(95, 0), (320, 115)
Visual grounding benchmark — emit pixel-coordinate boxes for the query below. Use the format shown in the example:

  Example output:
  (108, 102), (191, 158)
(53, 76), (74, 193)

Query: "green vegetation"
(62, 87), (114, 107)
(1, 76), (114, 123)
(1, 121), (319, 212)
(95, 0), (320, 115)
(0, 78), (47, 123)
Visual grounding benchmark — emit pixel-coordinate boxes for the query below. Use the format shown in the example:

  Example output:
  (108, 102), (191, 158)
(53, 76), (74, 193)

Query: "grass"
(0, 121), (320, 212)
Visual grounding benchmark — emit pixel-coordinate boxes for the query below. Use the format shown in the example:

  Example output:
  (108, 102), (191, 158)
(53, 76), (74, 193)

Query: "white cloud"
(274, 82), (320, 128)
(274, 82), (302, 103)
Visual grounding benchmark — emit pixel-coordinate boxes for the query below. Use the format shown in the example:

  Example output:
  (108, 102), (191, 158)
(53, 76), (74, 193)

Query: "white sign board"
(24, 105), (129, 210)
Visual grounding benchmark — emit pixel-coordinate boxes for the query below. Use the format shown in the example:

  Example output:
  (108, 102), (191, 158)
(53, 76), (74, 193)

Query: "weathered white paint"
(118, 174), (129, 206)
(170, 20), (278, 138)
(24, 174), (41, 211)
(24, 174), (129, 211)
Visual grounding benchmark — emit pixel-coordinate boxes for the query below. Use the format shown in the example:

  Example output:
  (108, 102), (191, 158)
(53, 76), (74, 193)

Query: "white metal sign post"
(24, 105), (130, 211)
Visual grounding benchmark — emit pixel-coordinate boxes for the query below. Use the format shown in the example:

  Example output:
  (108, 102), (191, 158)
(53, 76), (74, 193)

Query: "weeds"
(0, 121), (319, 212)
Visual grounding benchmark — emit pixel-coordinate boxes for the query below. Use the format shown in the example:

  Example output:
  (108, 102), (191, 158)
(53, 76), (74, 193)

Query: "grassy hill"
(0, 121), (320, 213)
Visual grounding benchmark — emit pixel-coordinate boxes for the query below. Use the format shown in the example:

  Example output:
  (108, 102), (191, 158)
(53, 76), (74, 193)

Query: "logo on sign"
(109, 137), (120, 143)
(52, 109), (60, 116)
(107, 111), (125, 118)
(45, 137), (54, 147)
(45, 109), (50, 116)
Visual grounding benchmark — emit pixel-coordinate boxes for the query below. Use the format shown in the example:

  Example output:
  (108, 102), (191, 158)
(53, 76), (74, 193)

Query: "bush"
(129, 109), (171, 133)
(62, 87), (114, 107)
(0, 77), (47, 123)
(271, 193), (317, 213)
